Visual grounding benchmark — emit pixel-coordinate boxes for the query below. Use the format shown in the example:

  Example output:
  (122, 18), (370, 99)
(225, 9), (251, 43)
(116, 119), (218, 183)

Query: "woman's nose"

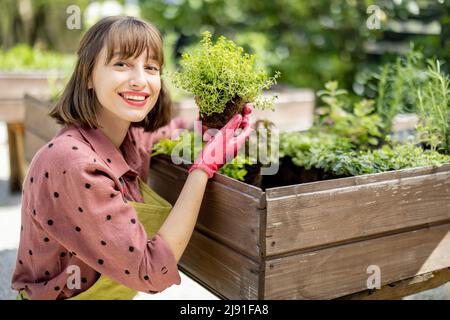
(129, 67), (146, 88)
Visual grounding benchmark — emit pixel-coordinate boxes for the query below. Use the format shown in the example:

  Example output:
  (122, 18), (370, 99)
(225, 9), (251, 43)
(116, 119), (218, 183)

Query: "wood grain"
(179, 230), (261, 300)
(24, 95), (61, 141)
(149, 156), (264, 260)
(340, 268), (450, 300)
(266, 169), (450, 255)
(264, 223), (450, 299)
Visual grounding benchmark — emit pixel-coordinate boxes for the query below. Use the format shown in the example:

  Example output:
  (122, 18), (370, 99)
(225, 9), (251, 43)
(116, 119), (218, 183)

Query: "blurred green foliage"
(0, 0), (90, 52)
(0, 44), (75, 71)
(141, 0), (449, 92)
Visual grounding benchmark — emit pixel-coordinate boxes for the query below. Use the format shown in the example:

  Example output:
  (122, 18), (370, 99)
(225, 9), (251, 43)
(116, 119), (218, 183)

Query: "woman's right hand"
(189, 104), (253, 178)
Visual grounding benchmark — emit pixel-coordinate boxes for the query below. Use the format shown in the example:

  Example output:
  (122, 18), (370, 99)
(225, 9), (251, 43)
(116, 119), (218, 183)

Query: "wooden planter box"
(149, 156), (450, 299)
(0, 72), (63, 191)
(23, 94), (62, 164)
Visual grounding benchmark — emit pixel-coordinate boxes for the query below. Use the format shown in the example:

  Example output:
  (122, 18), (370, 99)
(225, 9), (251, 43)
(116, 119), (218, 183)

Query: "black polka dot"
(132, 140), (136, 146)
(161, 266), (168, 274)
(47, 220), (53, 226)
(33, 209), (36, 215)
(71, 251), (77, 256)
(78, 207), (83, 213)
(43, 281), (48, 286)
(67, 135), (72, 137)
(19, 260), (23, 265)
(149, 290), (158, 294)
(53, 192), (59, 198)
(81, 277), (87, 284)
(106, 215), (111, 221)
(144, 275), (149, 281)
(100, 240), (107, 246)
(75, 226), (81, 232)
(97, 259), (104, 265)
(63, 171), (66, 174)
(130, 218), (136, 224)
(93, 158), (96, 162)
(128, 246), (134, 252)
(30, 177), (33, 183)
(48, 143), (53, 148)
(28, 250), (33, 256)
(110, 194), (115, 198)
(60, 252), (66, 258)
(72, 146), (78, 150)
(54, 286), (60, 291)
(45, 172), (49, 178)
(107, 158), (111, 163)
(44, 237), (49, 242)
(45, 271), (50, 276)
(85, 183), (91, 189)
(124, 270), (130, 275)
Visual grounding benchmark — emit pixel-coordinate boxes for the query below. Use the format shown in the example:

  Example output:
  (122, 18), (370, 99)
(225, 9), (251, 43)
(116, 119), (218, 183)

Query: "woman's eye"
(114, 61), (127, 67)
(146, 65), (160, 72)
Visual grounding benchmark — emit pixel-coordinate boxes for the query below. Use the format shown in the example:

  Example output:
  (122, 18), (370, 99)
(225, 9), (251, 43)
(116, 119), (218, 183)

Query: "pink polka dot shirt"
(11, 118), (187, 299)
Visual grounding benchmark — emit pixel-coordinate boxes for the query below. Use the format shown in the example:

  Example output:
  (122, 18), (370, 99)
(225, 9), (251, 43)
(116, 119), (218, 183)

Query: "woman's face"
(89, 46), (162, 126)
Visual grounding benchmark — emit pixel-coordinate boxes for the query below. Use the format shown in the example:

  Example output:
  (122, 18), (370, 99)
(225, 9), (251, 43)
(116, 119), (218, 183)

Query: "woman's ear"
(88, 78), (93, 89)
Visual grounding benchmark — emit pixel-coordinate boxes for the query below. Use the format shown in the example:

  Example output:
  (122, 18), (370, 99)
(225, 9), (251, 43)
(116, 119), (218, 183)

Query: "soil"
(197, 95), (246, 128)
(259, 157), (346, 190)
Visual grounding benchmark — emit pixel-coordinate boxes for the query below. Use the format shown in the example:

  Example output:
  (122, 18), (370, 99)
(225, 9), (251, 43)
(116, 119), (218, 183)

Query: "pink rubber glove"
(189, 104), (254, 178)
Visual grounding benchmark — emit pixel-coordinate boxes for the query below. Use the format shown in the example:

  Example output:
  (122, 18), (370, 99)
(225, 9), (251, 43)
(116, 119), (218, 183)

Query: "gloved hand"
(189, 104), (254, 178)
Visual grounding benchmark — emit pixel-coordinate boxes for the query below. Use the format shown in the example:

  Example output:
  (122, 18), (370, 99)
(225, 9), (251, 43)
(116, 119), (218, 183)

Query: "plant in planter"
(315, 81), (383, 150)
(151, 130), (253, 182)
(171, 31), (281, 128)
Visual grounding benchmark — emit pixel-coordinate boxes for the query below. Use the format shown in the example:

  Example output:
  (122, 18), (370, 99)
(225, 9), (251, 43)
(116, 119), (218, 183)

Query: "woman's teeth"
(121, 94), (146, 101)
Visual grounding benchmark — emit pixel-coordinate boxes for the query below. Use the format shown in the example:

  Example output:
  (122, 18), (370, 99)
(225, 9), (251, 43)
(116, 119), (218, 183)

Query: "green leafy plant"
(372, 46), (428, 136)
(415, 59), (450, 153)
(0, 44), (75, 71)
(171, 31), (280, 128)
(280, 131), (450, 178)
(316, 81), (383, 150)
(151, 131), (252, 181)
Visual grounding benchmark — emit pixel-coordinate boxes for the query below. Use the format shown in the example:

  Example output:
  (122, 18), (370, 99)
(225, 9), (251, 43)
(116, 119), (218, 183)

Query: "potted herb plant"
(171, 31), (280, 128)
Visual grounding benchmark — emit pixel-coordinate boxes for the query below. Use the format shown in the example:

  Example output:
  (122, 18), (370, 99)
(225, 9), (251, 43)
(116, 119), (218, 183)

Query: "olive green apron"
(17, 176), (172, 300)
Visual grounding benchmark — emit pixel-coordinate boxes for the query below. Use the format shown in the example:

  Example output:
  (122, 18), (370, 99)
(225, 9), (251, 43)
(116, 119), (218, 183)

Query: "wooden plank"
(24, 130), (48, 164)
(266, 163), (450, 199)
(266, 169), (450, 255)
(24, 95), (62, 141)
(340, 268), (450, 300)
(149, 156), (264, 260)
(179, 230), (260, 300)
(264, 223), (450, 299)
(0, 99), (25, 122)
(7, 123), (27, 192)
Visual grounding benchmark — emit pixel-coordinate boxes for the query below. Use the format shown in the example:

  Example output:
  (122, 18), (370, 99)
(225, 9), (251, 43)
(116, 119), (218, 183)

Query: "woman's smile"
(118, 91), (150, 107)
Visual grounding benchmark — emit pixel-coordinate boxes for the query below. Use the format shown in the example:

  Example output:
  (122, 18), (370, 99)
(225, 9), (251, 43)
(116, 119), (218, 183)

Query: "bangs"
(104, 18), (164, 66)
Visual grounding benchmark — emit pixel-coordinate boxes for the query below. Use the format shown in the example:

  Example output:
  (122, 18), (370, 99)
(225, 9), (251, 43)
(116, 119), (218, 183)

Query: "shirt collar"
(74, 123), (141, 179)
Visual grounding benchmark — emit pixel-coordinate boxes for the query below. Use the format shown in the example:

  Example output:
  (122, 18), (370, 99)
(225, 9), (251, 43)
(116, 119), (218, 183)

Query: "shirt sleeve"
(33, 160), (181, 293)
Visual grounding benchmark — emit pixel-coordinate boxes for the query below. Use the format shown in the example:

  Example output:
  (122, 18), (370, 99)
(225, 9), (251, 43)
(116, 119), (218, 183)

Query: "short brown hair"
(49, 16), (171, 132)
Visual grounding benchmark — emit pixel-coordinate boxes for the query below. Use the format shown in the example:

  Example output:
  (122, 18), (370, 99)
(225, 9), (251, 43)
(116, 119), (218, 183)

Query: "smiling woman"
(11, 15), (253, 300)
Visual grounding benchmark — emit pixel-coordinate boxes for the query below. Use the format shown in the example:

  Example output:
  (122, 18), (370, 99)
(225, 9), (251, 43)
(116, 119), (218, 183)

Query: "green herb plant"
(316, 81), (383, 150)
(171, 31), (280, 127)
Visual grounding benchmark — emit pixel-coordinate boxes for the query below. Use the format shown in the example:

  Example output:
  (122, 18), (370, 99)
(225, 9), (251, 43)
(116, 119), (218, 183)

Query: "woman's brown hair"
(49, 16), (171, 132)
